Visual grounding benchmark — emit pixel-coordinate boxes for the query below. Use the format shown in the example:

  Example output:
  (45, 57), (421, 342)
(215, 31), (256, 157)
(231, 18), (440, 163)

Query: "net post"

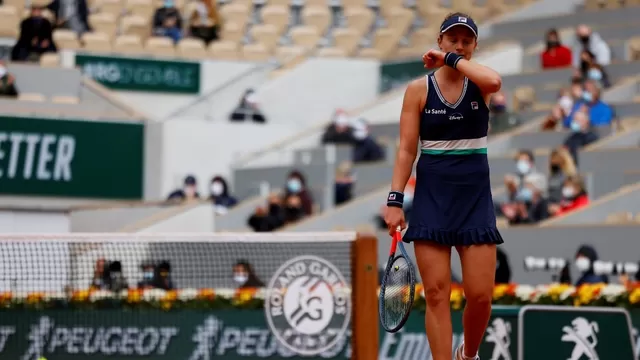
(351, 232), (379, 360)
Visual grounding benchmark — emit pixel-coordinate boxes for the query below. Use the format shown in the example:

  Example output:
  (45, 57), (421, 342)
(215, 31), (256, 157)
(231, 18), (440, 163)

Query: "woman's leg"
(455, 244), (497, 358)
(414, 241), (453, 360)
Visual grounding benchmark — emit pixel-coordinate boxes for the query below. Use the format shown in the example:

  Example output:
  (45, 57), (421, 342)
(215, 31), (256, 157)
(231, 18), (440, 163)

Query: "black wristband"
(444, 52), (463, 69)
(387, 191), (404, 208)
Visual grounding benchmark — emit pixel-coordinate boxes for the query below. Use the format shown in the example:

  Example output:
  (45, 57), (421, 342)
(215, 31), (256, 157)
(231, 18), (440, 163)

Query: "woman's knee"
(424, 280), (450, 308)
(465, 289), (492, 307)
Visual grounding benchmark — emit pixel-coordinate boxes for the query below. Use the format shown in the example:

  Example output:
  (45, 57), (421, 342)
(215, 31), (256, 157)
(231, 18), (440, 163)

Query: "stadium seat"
(51, 95), (81, 104)
(126, 0), (154, 18)
(343, 6), (375, 36)
(220, 22), (245, 44)
(121, 14), (150, 41)
(0, 6), (19, 38)
(97, 0), (124, 17)
(18, 93), (46, 102)
(385, 7), (414, 36)
(289, 26), (321, 49)
(53, 29), (81, 50)
(209, 40), (240, 59)
(331, 27), (361, 56)
(113, 34), (144, 55)
(316, 47), (348, 57)
(242, 43), (271, 61)
(275, 45), (306, 67)
(89, 13), (118, 39)
(145, 36), (176, 57)
(250, 24), (281, 53)
(219, 3), (251, 30)
(260, 4), (290, 36)
(81, 32), (113, 53)
(177, 38), (208, 59)
(301, 6), (331, 36)
(358, 28), (398, 59)
(39, 53), (61, 67)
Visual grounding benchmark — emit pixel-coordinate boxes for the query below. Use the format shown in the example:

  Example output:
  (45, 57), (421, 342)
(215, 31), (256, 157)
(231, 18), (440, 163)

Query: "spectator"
(232, 260), (265, 289)
(283, 171), (313, 215)
(90, 258), (109, 290)
(152, 260), (175, 290)
(322, 109), (355, 145)
(564, 80), (613, 129)
(47, 0), (91, 34)
(578, 50), (610, 88)
(208, 175), (237, 214)
(541, 28), (572, 69)
(283, 194), (305, 224)
(153, 0), (183, 43)
(502, 177), (549, 225)
(247, 192), (285, 232)
(167, 175), (200, 202)
(11, 5), (57, 62)
(107, 261), (128, 292)
(547, 147), (577, 204)
(573, 25), (611, 68)
(334, 161), (355, 206)
(230, 89), (267, 123)
(563, 110), (600, 166)
(573, 245), (609, 286)
(497, 150), (547, 216)
(137, 261), (156, 289)
(488, 91), (520, 134)
(352, 120), (385, 163)
(0, 61), (18, 98)
(188, 0), (220, 44)
(548, 175), (589, 217)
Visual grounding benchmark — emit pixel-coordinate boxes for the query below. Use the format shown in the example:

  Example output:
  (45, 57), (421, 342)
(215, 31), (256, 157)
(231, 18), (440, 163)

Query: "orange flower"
(71, 290), (89, 302)
(26, 293), (44, 303)
(198, 288), (215, 300)
(164, 290), (178, 302)
(0, 292), (11, 302)
(127, 289), (142, 303)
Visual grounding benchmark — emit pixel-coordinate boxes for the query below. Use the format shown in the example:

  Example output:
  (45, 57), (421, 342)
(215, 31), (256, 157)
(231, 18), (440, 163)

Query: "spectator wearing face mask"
(573, 25), (611, 68)
(563, 110), (599, 166)
(488, 91), (520, 134)
(497, 150), (547, 216)
(232, 260), (264, 289)
(541, 28), (573, 69)
(564, 80), (613, 129)
(351, 120), (385, 163)
(283, 171), (313, 215)
(208, 176), (237, 214)
(547, 147), (578, 205)
(153, 0), (183, 43)
(322, 109), (355, 145)
(573, 245), (608, 286)
(501, 178), (549, 225)
(548, 175), (589, 217)
(579, 50), (610, 88)
(138, 262), (156, 289)
(334, 161), (355, 206)
(167, 175), (200, 202)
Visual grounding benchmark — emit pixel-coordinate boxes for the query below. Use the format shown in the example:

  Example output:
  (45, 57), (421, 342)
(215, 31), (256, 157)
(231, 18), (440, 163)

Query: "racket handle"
(389, 226), (402, 256)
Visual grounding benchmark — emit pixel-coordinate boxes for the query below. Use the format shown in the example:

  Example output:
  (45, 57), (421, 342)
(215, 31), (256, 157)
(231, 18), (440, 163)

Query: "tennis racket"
(379, 226), (417, 333)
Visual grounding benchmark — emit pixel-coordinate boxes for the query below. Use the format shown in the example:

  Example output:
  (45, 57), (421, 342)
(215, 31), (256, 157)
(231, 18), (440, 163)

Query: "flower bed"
(1, 283), (640, 311)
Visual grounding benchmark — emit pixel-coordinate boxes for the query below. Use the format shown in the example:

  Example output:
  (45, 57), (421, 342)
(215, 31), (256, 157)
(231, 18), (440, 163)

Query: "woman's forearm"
(455, 59), (502, 94)
(390, 148), (416, 193)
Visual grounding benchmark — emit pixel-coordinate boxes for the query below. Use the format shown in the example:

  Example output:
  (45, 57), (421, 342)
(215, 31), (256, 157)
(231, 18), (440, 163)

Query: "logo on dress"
(471, 101), (479, 110)
(449, 113), (464, 121)
(425, 108), (447, 115)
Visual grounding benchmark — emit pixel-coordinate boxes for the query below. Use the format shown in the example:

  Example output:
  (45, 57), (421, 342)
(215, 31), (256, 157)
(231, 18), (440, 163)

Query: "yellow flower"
(160, 300), (172, 311)
(71, 290), (89, 302)
(629, 288), (640, 304)
(127, 289), (141, 303)
(164, 290), (178, 302)
(493, 284), (509, 300)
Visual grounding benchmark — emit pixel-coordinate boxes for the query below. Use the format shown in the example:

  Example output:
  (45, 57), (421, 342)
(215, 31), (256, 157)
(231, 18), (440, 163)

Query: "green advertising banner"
(0, 307), (637, 359)
(0, 116), (144, 199)
(379, 59), (432, 93)
(75, 53), (201, 94)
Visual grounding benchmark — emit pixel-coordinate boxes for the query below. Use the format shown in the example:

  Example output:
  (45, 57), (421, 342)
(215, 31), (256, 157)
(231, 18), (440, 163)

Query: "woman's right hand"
(383, 206), (406, 236)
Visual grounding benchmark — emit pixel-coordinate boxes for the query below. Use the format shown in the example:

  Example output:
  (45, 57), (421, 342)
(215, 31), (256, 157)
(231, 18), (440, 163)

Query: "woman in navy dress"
(384, 12), (504, 360)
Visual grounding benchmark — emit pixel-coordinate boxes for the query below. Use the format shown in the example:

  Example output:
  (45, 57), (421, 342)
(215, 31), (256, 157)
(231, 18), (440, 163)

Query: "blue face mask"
(287, 178), (302, 193)
(570, 122), (582, 132)
(587, 69), (602, 81)
(582, 91), (593, 103)
(164, 0), (174, 6)
(517, 188), (533, 202)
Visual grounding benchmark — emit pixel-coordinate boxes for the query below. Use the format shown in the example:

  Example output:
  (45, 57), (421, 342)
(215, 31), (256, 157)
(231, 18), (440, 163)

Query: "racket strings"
(381, 256), (413, 330)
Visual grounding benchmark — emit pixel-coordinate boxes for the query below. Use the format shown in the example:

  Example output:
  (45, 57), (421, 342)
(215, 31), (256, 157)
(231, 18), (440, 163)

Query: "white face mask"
(562, 186), (575, 198)
(575, 257), (591, 272)
(210, 181), (224, 196)
(233, 274), (248, 284)
(516, 160), (531, 175)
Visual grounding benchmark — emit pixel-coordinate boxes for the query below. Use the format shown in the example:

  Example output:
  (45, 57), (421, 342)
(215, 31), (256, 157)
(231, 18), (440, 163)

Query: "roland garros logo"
(265, 255), (351, 356)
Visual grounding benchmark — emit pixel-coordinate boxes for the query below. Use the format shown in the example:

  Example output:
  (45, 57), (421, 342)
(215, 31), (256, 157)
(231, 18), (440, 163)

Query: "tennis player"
(384, 12), (504, 360)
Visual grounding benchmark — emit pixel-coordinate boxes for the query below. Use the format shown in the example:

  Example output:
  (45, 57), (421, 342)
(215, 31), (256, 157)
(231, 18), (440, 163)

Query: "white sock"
(461, 344), (479, 360)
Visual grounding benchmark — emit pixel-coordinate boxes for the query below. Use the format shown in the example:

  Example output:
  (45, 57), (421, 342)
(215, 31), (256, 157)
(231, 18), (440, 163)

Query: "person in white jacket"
(573, 25), (611, 67)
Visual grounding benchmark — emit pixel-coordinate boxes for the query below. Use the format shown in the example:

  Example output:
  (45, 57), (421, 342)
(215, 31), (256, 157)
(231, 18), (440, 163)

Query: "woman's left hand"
(422, 49), (446, 69)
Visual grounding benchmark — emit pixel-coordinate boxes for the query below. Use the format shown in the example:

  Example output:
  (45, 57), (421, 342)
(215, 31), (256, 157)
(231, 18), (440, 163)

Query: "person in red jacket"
(541, 28), (573, 69)
(549, 175), (589, 216)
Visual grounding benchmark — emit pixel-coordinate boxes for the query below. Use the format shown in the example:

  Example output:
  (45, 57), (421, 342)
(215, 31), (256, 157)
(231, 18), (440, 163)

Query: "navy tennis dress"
(403, 74), (504, 246)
